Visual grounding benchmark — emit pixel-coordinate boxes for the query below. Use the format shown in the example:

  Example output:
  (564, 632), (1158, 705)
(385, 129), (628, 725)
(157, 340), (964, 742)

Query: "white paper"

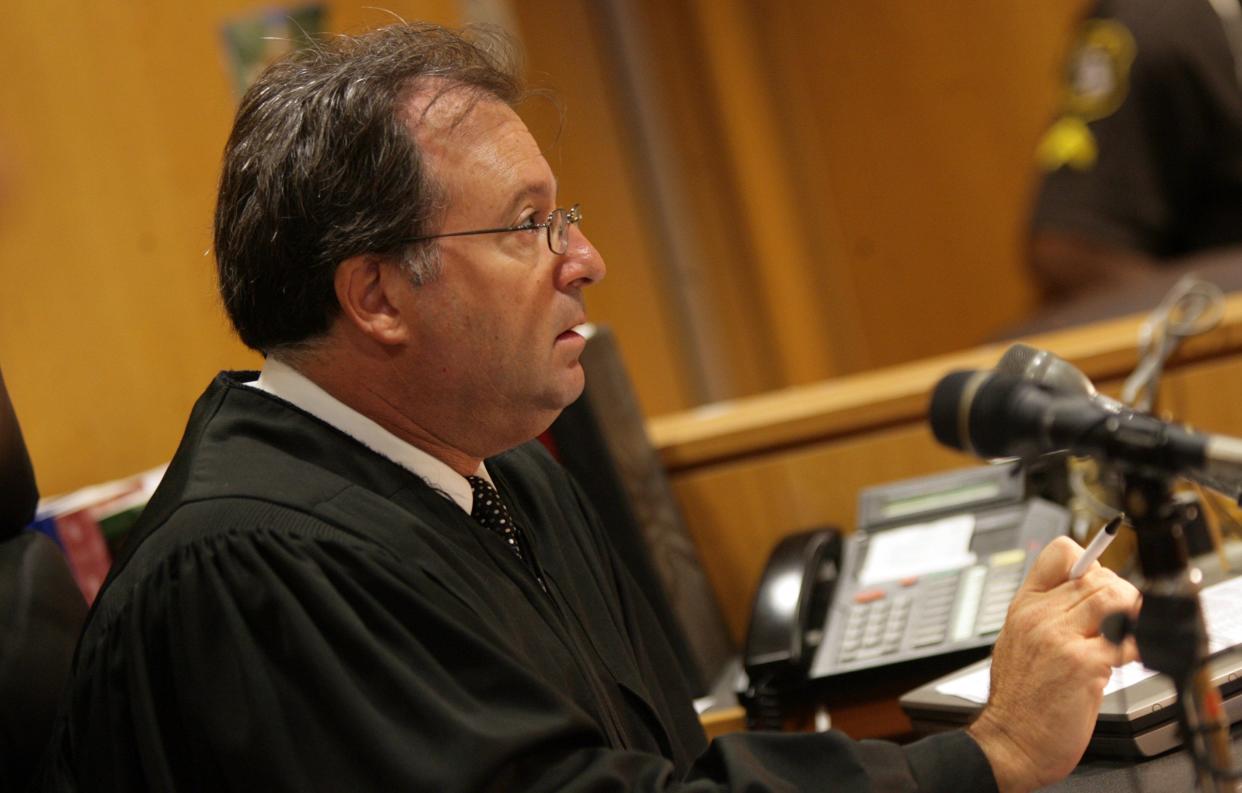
(934, 664), (992, 705)
(1201, 574), (1242, 654)
(858, 514), (977, 587)
(1103, 662), (1160, 694)
(935, 661), (1159, 705)
(935, 573), (1242, 704)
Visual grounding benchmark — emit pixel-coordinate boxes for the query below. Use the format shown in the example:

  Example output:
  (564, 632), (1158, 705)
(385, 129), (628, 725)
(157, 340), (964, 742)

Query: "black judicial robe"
(38, 373), (996, 792)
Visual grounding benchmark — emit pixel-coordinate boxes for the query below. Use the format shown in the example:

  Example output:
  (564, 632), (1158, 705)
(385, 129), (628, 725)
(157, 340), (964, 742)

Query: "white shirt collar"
(247, 356), (488, 514)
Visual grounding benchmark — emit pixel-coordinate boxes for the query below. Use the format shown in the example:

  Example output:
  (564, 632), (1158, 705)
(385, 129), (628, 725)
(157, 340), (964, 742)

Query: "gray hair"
(213, 22), (525, 353)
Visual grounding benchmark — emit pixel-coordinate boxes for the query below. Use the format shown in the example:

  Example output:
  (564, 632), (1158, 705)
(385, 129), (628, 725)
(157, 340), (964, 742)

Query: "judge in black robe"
(37, 371), (994, 791)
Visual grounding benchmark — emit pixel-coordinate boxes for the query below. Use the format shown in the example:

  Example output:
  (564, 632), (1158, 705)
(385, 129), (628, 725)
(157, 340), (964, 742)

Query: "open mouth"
(557, 321), (592, 344)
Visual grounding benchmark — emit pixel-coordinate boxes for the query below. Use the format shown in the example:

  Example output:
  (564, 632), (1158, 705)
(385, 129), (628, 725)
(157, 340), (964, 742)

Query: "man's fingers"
(1023, 536), (1085, 591)
(1112, 635), (1140, 666)
(1063, 567), (1141, 635)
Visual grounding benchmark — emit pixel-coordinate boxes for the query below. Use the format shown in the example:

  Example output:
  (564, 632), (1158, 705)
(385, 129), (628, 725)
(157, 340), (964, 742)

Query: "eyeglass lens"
(549, 205), (581, 255)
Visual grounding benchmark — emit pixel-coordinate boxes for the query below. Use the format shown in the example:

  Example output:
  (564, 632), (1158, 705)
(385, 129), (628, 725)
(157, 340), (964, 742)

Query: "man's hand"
(967, 536), (1140, 793)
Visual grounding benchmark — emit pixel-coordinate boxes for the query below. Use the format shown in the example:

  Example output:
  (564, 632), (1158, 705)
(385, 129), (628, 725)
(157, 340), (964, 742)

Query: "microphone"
(995, 343), (1122, 409)
(929, 369), (1242, 502)
(992, 343), (1242, 502)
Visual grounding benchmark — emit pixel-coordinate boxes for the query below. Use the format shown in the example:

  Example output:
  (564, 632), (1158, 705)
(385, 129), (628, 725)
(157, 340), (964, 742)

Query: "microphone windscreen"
(996, 343), (1041, 376)
(997, 343), (1098, 397)
(928, 370), (979, 452)
(966, 372), (1032, 458)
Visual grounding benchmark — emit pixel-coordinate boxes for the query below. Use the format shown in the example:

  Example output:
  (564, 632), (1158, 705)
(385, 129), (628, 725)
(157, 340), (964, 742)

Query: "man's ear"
(333, 255), (410, 345)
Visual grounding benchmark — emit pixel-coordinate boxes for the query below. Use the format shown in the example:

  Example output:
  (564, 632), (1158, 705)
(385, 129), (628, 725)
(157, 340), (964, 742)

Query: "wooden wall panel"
(1164, 356), (1242, 435)
(510, 0), (698, 415)
(755, 0), (1089, 369)
(591, 0), (1091, 396)
(0, 2), (460, 497)
(605, 0), (785, 399)
(674, 0), (842, 382)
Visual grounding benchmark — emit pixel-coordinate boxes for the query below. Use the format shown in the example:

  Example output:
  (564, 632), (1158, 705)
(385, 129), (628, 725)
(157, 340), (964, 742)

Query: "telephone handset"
(741, 528), (841, 729)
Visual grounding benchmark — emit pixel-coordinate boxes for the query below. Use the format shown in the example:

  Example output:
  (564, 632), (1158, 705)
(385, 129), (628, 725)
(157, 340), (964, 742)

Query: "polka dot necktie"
(466, 476), (547, 592)
(466, 475), (527, 562)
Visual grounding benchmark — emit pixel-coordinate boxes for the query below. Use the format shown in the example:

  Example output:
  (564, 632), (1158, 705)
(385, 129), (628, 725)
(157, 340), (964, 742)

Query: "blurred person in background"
(0, 365), (87, 791)
(1028, 0), (1242, 304)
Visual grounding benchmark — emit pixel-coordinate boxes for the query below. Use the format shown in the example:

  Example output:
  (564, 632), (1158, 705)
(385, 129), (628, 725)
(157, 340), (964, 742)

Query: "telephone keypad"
(834, 552), (1032, 665)
(974, 553), (1025, 635)
(838, 591), (914, 663)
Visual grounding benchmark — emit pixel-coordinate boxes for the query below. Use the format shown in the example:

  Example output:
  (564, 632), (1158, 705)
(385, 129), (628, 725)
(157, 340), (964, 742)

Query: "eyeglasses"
(400, 204), (582, 255)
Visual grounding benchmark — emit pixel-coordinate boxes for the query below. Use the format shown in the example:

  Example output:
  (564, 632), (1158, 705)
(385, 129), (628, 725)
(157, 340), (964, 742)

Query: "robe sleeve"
(56, 504), (995, 793)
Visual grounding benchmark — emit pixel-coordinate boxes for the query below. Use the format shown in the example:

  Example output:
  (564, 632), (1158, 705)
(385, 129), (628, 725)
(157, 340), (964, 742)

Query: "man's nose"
(557, 228), (606, 290)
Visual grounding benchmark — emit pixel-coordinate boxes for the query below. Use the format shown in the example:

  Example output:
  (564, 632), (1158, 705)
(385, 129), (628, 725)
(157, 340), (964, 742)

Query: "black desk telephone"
(742, 463), (1069, 725)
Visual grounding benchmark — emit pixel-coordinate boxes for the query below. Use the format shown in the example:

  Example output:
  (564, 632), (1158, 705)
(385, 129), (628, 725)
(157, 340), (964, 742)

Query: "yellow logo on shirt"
(1036, 19), (1136, 171)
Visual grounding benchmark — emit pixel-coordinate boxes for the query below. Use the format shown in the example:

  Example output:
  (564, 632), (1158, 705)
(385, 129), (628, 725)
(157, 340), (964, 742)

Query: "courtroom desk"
(648, 291), (1242, 649)
(694, 650), (993, 742)
(699, 669), (1242, 792)
(790, 650), (994, 741)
